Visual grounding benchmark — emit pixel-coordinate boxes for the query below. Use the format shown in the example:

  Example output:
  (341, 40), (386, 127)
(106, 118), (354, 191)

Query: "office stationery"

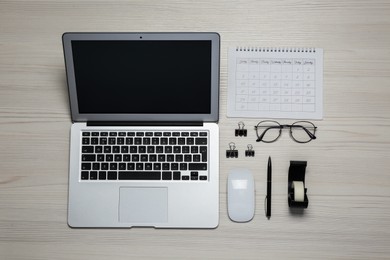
(245, 144), (255, 157)
(226, 142), (238, 158)
(227, 47), (323, 119)
(62, 32), (220, 228)
(266, 156), (272, 219)
(255, 120), (317, 143)
(288, 161), (309, 208)
(227, 169), (255, 222)
(235, 121), (247, 137)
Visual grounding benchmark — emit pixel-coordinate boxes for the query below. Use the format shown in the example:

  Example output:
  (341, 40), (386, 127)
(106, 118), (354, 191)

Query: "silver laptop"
(62, 32), (220, 228)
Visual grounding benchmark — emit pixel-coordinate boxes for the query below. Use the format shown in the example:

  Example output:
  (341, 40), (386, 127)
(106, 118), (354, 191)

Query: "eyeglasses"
(255, 120), (317, 143)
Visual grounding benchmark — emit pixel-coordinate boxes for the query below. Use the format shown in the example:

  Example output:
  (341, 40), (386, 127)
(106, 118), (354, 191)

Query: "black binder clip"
(245, 144), (255, 157)
(235, 121), (247, 137)
(288, 161), (309, 208)
(226, 142), (238, 158)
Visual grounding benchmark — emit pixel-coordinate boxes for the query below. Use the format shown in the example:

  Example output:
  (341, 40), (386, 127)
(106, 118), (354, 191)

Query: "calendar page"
(227, 47), (323, 119)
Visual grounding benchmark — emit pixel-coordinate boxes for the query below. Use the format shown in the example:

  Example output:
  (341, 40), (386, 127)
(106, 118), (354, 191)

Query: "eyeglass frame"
(254, 120), (317, 143)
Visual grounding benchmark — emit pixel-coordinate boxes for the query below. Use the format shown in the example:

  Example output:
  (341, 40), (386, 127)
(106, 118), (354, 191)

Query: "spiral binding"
(235, 47), (316, 53)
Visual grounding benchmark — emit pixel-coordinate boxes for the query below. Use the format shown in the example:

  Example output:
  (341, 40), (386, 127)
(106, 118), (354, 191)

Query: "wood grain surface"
(1, 0), (390, 259)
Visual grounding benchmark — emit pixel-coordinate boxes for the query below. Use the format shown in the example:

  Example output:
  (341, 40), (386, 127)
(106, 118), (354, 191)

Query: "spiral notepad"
(227, 47), (323, 119)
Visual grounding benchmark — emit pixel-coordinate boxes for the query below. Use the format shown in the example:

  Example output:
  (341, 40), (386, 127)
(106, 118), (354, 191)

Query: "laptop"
(62, 32), (220, 228)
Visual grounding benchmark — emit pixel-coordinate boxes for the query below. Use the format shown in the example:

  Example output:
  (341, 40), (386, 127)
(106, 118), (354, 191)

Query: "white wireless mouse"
(227, 168), (255, 222)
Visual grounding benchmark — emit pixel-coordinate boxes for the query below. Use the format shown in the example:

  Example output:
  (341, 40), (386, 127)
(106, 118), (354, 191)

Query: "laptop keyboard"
(80, 130), (209, 181)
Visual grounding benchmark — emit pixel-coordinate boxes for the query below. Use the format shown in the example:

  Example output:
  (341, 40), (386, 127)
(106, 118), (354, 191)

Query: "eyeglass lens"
(290, 121), (316, 143)
(255, 120), (282, 143)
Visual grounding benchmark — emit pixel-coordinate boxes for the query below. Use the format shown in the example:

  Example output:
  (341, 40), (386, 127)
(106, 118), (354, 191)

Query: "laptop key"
(107, 171), (117, 180)
(154, 163), (161, 170)
(95, 146), (103, 153)
(134, 138), (142, 145)
(101, 163), (109, 170)
(173, 171), (181, 180)
(143, 138), (151, 145)
(92, 163), (100, 170)
(104, 146), (111, 153)
(189, 163), (207, 171)
(171, 163), (178, 170)
(99, 171), (106, 180)
(186, 138), (194, 145)
(162, 163), (170, 170)
(82, 155), (96, 161)
(161, 138), (168, 145)
(195, 138), (207, 145)
(119, 171), (161, 180)
(152, 138), (159, 145)
(119, 163), (126, 170)
(191, 172), (198, 180)
(178, 138), (185, 145)
(127, 163), (135, 170)
(110, 163), (118, 170)
(180, 163), (187, 170)
(100, 138), (107, 145)
(90, 171), (98, 180)
(117, 138), (124, 145)
(136, 163), (144, 170)
(169, 138), (177, 145)
(82, 138), (90, 145)
(200, 146), (207, 162)
(145, 163), (153, 170)
(81, 171), (89, 179)
(82, 146), (94, 153)
(162, 171), (172, 180)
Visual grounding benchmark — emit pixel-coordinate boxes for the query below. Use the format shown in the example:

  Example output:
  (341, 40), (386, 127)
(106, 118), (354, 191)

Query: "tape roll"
(292, 181), (305, 202)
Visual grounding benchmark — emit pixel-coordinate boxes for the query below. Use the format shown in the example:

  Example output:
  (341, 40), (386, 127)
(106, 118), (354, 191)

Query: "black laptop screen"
(71, 40), (212, 114)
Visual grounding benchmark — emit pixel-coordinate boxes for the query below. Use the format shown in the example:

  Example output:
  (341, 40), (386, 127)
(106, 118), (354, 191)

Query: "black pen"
(266, 156), (272, 219)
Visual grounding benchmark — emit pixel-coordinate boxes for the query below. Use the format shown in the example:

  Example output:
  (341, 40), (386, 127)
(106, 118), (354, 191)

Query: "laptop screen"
(63, 33), (220, 122)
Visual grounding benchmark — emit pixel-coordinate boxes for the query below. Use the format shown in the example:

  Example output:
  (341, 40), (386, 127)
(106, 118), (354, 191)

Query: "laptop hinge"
(86, 121), (204, 127)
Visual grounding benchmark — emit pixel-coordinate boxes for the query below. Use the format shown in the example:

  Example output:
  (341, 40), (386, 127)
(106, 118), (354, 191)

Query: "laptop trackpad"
(119, 187), (168, 224)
